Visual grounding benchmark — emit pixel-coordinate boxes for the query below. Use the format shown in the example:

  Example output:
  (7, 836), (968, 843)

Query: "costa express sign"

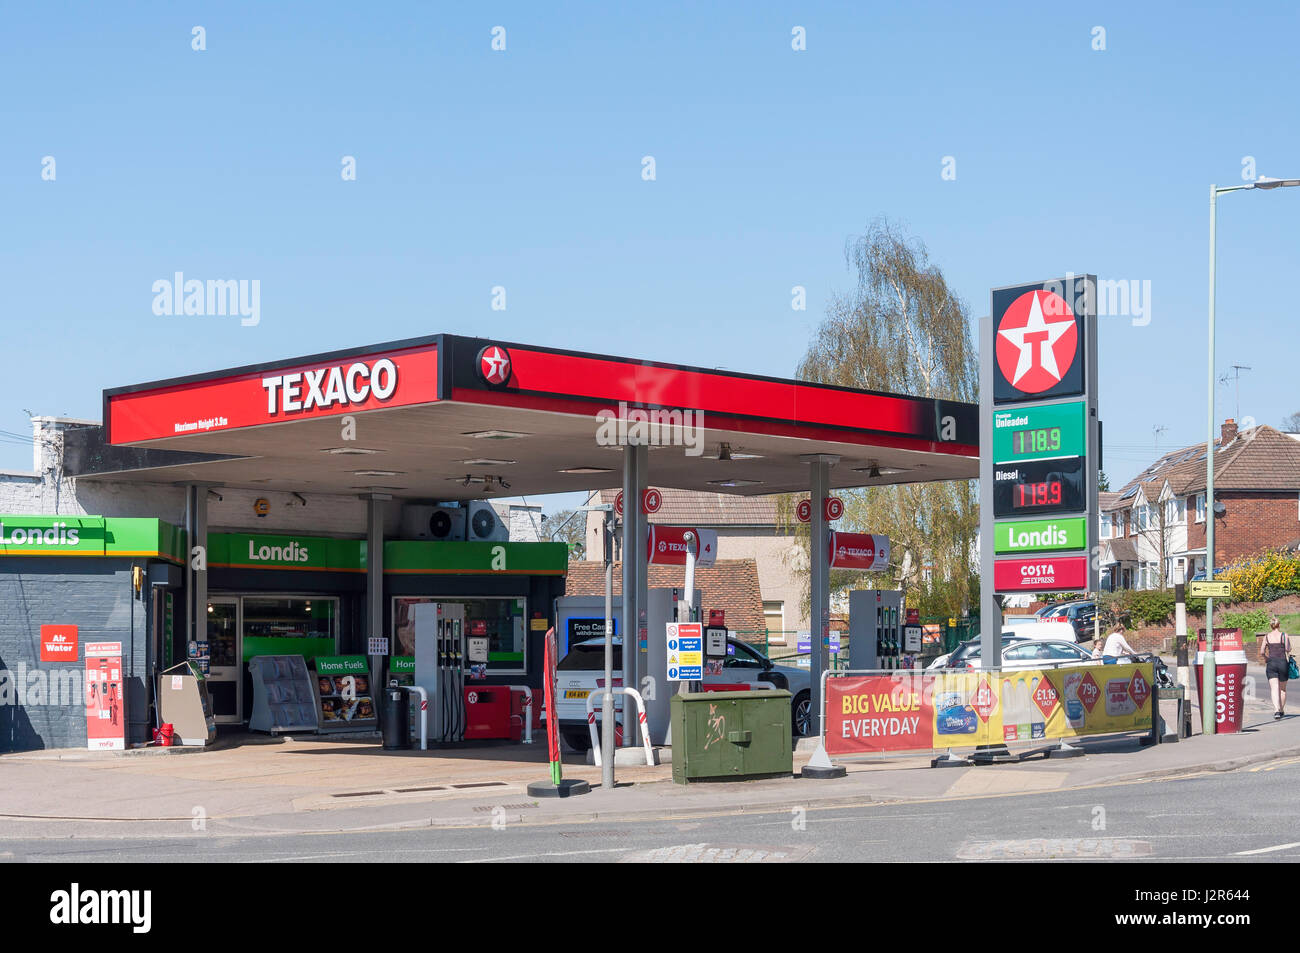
(827, 532), (890, 572)
(108, 343), (440, 443)
(993, 555), (1088, 592)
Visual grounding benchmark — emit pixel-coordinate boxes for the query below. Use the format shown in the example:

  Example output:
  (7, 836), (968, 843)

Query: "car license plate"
(564, 690), (590, 699)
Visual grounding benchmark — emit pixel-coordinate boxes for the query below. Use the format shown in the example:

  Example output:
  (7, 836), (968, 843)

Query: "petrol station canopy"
(81, 334), (979, 495)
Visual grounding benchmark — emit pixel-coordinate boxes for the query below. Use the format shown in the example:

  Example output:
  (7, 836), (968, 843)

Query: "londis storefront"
(0, 514), (566, 749)
(0, 516), (186, 752)
(200, 533), (565, 727)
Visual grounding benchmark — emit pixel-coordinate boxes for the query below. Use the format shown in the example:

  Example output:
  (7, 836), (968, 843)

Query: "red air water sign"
(40, 624), (79, 662)
(827, 532), (890, 572)
(992, 555), (1088, 591)
(108, 344), (440, 443)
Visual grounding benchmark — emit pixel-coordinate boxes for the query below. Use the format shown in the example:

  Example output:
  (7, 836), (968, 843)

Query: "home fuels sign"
(981, 275), (1100, 597)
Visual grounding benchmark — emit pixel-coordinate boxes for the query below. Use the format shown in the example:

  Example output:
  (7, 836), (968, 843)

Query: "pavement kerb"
(5, 728), (1299, 837)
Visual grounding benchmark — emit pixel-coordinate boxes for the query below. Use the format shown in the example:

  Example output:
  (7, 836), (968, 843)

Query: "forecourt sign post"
(979, 275), (1101, 760)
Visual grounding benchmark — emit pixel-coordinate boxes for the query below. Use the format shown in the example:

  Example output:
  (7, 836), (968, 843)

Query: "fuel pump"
(847, 590), (904, 670)
(413, 602), (467, 744)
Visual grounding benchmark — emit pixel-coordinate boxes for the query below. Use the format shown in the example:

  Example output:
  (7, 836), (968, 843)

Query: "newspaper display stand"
(247, 655), (319, 734)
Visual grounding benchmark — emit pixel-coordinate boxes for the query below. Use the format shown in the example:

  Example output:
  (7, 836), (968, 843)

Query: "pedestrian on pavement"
(1102, 623), (1137, 659)
(1259, 617), (1290, 720)
(1091, 636), (1104, 659)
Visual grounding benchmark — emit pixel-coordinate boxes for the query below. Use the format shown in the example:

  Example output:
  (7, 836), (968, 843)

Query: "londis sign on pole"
(980, 276), (1100, 632)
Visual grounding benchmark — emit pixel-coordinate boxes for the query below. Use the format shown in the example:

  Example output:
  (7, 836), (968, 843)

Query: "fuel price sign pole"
(979, 275), (1100, 759)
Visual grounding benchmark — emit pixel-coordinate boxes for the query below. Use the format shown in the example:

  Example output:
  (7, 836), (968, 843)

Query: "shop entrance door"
(206, 598), (242, 724)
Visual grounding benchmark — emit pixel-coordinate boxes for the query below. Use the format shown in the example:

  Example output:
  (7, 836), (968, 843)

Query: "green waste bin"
(670, 689), (793, 784)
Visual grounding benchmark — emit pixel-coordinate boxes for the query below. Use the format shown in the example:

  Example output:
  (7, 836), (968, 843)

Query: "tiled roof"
(597, 488), (780, 526)
(563, 558), (767, 636)
(1104, 425), (1300, 510)
(1102, 538), (1138, 563)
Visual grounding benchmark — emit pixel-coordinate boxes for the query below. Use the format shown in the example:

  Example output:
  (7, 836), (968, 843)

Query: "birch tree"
(788, 219), (979, 618)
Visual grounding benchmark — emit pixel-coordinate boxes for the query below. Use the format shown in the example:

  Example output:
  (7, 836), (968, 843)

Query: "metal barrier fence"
(735, 617), (980, 669)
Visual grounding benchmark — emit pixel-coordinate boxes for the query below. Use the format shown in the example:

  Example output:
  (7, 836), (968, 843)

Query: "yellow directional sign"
(1189, 580), (1231, 598)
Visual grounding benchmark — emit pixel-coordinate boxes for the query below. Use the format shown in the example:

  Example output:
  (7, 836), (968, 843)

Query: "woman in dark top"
(1260, 618), (1290, 720)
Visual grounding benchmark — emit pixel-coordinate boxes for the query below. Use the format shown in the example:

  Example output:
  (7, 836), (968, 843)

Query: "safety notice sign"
(665, 622), (703, 681)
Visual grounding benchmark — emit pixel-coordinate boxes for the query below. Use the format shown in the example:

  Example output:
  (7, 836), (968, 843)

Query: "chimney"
(1221, 418), (1238, 445)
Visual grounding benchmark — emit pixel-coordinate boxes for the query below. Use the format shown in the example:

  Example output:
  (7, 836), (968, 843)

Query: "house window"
(1165, 498), (1185, 525)
(1195, 493), (1206, 523)
(1100, 512), (1112, 538)
(763, 601), (786, 644)
(1135, 505), (1151, 532)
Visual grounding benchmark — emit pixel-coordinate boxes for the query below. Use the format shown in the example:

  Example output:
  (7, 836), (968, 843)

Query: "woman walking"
(1259, 618), (1291, 720)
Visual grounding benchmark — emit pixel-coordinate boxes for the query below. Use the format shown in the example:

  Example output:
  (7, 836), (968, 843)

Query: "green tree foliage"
(792, 219), (979, 618)
(542, 508), (588, 560)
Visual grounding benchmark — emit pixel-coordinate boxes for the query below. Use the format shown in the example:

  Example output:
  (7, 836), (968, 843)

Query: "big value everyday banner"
(824, 663), (1154, 756)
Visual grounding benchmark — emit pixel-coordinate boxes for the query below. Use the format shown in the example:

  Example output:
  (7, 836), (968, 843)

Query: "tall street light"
(1203, 176), (1300, 735)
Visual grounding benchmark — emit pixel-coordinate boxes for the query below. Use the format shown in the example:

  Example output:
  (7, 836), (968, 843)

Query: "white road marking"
(1235, 841), (1300, 856)
(459, 846), (632, 863)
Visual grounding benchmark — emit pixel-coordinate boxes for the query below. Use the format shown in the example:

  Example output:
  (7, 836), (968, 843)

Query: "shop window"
(392, 596), (527, 673)
(240, 596), (337, 663)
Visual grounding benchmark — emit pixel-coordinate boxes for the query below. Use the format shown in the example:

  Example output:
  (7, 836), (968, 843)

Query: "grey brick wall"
(0, 559), (149, 752)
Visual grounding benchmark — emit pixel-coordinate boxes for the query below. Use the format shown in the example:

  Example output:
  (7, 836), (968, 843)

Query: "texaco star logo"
(477, 345), (512, 386)
(995, 290), (1078, 394)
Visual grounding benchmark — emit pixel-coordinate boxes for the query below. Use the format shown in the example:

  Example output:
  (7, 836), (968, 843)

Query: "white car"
(967, 638), (1140, 671)
(928, 622), (1078, 670)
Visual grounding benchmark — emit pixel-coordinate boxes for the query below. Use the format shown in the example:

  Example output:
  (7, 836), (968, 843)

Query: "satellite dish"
(1213, 501), (1227, 516)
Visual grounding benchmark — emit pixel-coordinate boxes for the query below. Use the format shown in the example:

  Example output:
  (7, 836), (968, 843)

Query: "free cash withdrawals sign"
(982, 276), (1100, 596)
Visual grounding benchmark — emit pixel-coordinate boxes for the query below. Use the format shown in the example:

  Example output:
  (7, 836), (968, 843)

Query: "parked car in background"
(1046, 600), (1097, 641)
(963, 638), (1141, 671)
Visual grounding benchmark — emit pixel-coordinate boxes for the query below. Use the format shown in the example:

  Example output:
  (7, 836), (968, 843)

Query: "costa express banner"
(825, 664), (1154, 755)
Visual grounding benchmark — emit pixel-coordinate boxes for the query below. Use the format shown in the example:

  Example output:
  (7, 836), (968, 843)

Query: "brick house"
(563, 559), (767, 643)
(584, 488), (805, 644)
(1100, 419), (1300, 590)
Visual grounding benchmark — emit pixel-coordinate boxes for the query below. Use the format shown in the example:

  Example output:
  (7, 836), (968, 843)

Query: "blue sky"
(2, 1), (1297, 502)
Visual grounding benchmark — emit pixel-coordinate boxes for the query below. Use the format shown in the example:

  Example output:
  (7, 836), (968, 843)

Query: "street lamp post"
(1203, 177), (1299, 735)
